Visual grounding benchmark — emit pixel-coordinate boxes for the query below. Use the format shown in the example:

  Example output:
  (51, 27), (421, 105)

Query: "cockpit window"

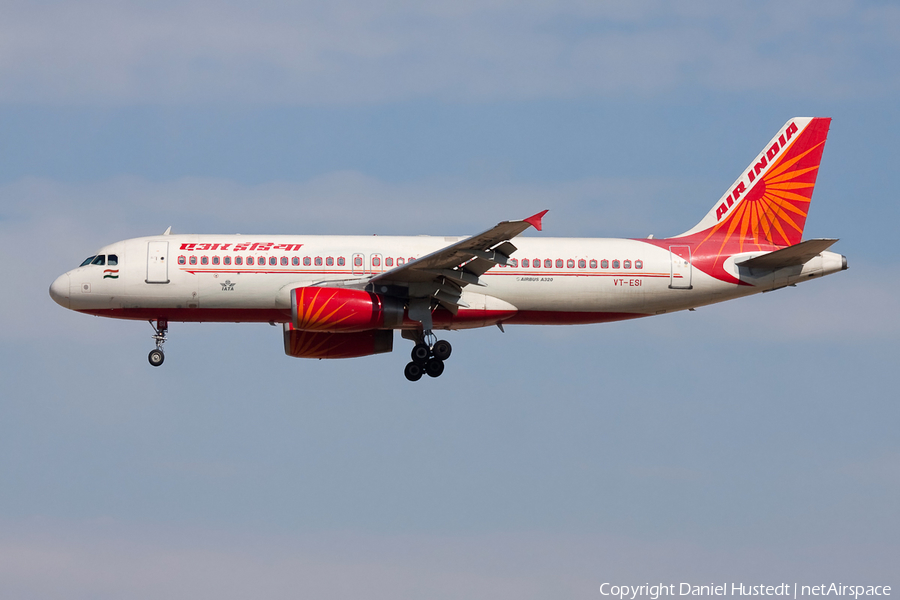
(107, 254), (118, 266)
(80, 256), (97, 267)
(91, 255), (106, 266)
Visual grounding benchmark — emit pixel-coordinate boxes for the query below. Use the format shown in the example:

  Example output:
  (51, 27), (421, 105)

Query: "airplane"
(49, 117), (846, 381)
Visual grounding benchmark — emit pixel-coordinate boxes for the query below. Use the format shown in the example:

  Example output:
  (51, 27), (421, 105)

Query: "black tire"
(411, 343), (431, 365)
(425, 357), (444, 378)
(404, 361), (423, 381)
(148, 349), (165, 367)
(432, 340), (452, 361)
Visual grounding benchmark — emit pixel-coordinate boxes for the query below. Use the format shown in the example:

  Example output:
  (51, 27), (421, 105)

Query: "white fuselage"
(50, 234), (846, 328)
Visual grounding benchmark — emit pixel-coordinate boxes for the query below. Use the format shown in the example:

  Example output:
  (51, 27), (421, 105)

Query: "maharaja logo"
(103, 269), (119, 279)
(220, 280), (236, 291)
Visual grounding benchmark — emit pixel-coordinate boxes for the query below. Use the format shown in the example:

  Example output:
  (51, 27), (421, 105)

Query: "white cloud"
(0, 171), (683, 236)
(0, 0), (896, 104)
(669, 261), (900, 342)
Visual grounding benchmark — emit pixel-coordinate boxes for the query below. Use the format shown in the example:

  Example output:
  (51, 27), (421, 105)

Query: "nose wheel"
(404, 333), (451, 381)
(148, 319), (168, 367)
(148, 348), (165, 366)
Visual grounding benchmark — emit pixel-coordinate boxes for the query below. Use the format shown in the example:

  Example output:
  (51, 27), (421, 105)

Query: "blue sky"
(1, 1), (899, 598)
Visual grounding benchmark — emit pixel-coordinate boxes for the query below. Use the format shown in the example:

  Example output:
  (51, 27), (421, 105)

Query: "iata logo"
(716, 121), (800, 221)
(220, 280), (236, 291)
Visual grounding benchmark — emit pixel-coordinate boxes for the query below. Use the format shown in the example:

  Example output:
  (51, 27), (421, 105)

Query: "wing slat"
(368, 211), (547, 307)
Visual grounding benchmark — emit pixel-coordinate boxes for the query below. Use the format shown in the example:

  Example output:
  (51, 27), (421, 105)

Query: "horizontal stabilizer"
(736, 239), (838, 270)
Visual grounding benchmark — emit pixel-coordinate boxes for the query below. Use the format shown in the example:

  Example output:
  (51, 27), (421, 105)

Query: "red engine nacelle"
(291, 287), (403, 333)
(283, 325), (394, 359)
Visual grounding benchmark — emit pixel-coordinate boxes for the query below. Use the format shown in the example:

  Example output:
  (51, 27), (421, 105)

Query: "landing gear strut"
(148, 319), (168, 367)
(403, 331), (451, 381)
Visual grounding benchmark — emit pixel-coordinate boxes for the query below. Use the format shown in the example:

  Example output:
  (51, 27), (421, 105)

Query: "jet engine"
(291, 287), (403, 332)
(283, 325), (394, 359)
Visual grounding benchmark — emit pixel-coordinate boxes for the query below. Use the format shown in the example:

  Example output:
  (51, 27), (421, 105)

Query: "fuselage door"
(147, 241), (170, 284)
(669, 245), (693, 290)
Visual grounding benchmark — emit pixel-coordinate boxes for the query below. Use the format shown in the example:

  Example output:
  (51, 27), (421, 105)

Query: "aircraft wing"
(368, 210), (547, 310)
(736, 238), (839, 270)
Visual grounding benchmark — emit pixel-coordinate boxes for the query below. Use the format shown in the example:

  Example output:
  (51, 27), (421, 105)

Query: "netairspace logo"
(600, 584), (892, 600)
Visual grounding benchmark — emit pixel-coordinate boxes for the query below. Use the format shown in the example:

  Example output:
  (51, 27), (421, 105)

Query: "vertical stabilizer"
(677, 117), (831, 249)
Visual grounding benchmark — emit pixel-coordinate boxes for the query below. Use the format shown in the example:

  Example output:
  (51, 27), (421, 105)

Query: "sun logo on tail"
(696, 124), (828, 259)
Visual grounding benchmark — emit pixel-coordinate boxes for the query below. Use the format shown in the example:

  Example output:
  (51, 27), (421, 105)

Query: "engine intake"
(291, 287), (403, 332)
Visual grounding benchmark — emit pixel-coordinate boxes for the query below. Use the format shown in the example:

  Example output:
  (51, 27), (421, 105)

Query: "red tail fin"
(679, 117), (831, 250)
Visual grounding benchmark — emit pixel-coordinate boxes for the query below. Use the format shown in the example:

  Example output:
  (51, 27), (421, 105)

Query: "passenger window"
(612, 260), (620, 269)
(522, 259), (529, 268)
(303, 257), (311, 266)
(510, 258), (518, 267)
(107, 254), (118, 266)
(354, 256), (363, 267)
(269, 257), (277, 266)
(567, 259), (575, 268)
(396, 257), (404, 265)
(315, 257), (323, 266)
(247, 257), (254, 265)
(635, 260), (643, 269)
(338, 257), (346, 266)
(544, 259), (552, 268)
(386, 257), (394, 267)
(178, 256), (186, 265)
(224, 256), (231, 265)
(590, 259), (598, 269)
(201, 256), (208, 265)
(578, 259), (586, 268)
(91, 255), (106, 266)
(212, 256), (220, 265)
(555, 259), (563, 268)
(281, 256), (288, 266)
(189, 256), (197, 265)
(235, 256), (243, 265)
(624, 260), (631, 269)
(600, 259), (609, 269)
(292, 257), (300, 266)
(326, 257), (334, 266)
(80, 256), (96, 267)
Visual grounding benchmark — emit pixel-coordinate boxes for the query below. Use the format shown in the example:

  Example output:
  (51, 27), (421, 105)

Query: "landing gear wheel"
(425, 357), (445, 378)
(148, 349), (165, 367)
(432, 340), (452, 361)
(404, 361), (424, 382)
(411, 343), (431, 365)
(148, 319), (168, 367)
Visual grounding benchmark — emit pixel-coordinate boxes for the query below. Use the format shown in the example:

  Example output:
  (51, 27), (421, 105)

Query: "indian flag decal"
(103, 269), (119, 279)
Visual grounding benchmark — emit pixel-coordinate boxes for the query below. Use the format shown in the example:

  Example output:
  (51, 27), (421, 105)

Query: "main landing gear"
(148, 319), (168, 367)
(404, 333), (452, 382)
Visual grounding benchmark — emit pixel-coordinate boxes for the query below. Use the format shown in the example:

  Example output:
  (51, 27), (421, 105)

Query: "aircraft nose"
(49, 273), (70, 308)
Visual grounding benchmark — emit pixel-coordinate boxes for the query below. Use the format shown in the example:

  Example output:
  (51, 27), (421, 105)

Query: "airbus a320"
(50, 118), (847, 381)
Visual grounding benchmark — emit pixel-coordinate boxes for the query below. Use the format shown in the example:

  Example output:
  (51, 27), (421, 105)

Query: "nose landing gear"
(404, 332), (452, 381)
(148, 319), (168, 367)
